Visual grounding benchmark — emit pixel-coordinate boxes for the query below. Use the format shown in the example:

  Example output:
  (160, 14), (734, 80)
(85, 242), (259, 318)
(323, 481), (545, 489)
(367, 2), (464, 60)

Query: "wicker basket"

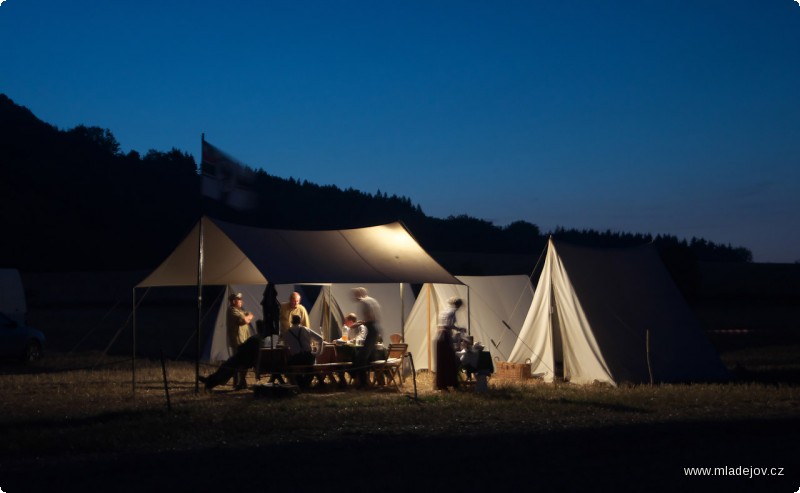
(494, 360), (532, 380)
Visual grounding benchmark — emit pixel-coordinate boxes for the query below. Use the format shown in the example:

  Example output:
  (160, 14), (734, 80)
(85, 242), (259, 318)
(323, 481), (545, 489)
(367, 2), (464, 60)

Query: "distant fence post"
(132, 288), (137, 398)
(160, 350), (172, 412)
(407, 352), (418, 402)
(646, 329), (654, 385)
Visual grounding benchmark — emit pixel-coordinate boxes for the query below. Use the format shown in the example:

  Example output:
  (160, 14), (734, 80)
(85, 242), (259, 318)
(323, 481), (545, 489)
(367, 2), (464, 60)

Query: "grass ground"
(0, 345), (798, 493)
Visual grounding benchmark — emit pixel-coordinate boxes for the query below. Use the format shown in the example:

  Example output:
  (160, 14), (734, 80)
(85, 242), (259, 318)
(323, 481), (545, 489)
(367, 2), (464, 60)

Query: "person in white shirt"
(284, 314), (323, 388)
(337, 312), (367, 343)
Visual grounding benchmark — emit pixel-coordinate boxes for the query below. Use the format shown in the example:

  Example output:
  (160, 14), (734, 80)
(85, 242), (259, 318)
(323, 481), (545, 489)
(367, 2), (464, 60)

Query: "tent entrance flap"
(550, 288), (564, 380)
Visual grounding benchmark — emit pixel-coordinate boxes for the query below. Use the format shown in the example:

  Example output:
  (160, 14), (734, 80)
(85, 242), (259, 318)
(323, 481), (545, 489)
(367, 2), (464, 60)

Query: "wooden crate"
(494, 361), (532, 380)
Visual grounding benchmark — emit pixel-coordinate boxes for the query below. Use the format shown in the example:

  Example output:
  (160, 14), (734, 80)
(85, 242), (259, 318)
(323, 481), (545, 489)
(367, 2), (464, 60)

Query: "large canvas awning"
(137, 216), (460, 287)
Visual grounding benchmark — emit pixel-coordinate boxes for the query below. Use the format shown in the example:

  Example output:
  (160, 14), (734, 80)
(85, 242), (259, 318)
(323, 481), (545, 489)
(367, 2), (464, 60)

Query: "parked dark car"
(0, 311), (45, 362)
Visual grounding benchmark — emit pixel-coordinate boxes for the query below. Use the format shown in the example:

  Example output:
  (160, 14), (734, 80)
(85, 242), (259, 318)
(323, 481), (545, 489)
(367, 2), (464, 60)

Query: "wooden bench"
(285, 362), (352, 386)
(257, 345), (357, 388)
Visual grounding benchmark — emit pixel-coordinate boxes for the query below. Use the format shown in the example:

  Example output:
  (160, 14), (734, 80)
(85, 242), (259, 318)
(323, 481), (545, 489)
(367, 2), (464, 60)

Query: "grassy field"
(0, 344), (798, 492)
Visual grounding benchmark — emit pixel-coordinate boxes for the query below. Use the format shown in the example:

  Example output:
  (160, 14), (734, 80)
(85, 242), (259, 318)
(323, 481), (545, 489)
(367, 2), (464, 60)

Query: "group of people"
(202, 286), (484, 392)
(199, 286), (383, 391)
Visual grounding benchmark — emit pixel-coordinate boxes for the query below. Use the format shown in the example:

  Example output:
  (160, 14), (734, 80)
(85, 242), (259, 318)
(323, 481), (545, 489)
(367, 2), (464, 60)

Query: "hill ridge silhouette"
(0, 93), (751, 275)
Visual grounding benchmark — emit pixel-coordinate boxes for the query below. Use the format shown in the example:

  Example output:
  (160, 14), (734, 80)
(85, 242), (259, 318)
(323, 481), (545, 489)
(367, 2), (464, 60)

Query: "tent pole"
(426, 284), (432, 371)
(132, 287), (136, 396)
(466, 286), (471, 336)
(195, 216), (205, 394)
(323, 286), (330, 340)
(399, 282), (405, 341)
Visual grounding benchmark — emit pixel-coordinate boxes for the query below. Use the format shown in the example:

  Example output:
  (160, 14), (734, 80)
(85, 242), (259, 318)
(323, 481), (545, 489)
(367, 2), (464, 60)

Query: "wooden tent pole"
(400, 283), (405, 341)
(466, 286), (471, 336)
(426, 284), (432, 371)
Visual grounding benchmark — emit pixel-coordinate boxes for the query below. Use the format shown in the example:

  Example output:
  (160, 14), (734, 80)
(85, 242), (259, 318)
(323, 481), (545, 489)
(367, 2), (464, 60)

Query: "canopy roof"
(138, 217), (460, 287)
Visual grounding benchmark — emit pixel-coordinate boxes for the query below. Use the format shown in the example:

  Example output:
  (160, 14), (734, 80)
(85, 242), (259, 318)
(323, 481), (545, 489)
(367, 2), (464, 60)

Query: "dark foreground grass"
(0, 346), (798, 493)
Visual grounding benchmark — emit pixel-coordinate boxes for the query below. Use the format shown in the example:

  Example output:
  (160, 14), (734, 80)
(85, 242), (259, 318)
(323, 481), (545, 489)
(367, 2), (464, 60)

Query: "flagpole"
(196, 218), (204, 393)
(196, 133), (206, 394)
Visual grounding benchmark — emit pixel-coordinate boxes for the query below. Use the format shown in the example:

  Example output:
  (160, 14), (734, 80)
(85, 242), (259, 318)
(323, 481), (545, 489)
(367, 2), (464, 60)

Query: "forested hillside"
(0, 94), (751, 275)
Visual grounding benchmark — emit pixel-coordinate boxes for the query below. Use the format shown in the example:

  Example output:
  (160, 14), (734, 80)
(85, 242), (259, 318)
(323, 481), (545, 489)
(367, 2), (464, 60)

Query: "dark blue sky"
(2, 1), (799, 262)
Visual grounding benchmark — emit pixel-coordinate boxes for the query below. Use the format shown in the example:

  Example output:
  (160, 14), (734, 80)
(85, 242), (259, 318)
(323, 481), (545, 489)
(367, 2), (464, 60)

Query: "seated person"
(283, 314), (324, 387)
(336, 312), (367, 344)
(457, 336), (483, 381)
(452, 327), (467, 351)
(199, 335), (263, 391)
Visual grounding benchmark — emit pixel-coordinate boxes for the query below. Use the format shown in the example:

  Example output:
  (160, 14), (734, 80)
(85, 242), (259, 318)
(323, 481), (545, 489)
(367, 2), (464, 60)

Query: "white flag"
(201, 140), (258, 211)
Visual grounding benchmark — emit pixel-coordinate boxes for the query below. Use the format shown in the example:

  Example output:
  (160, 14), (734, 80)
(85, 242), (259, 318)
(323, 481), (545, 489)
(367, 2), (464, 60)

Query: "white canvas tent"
(308, 283), (416, 341)
(203, 282), (414, 362)
(202, 283), (304, 362)
(508, 238), (730, 385)
(133, 216), (459, 388)
(403, 275), (534, 371)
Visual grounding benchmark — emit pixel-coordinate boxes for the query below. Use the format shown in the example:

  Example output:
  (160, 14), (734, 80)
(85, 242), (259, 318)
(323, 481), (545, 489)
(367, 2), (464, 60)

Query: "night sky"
(2, 1), (799, 262)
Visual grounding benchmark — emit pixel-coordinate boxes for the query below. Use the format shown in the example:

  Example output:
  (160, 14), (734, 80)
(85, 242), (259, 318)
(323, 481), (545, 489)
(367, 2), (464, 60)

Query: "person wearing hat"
(227, 292), (254, 389)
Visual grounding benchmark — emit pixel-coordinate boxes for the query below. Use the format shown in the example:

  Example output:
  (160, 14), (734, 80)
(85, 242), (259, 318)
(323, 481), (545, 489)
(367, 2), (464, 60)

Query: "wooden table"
(256, 345), (387, 388)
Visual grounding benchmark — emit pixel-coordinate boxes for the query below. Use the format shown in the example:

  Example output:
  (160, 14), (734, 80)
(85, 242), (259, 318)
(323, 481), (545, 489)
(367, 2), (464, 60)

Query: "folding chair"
(370, 343), (408, 388)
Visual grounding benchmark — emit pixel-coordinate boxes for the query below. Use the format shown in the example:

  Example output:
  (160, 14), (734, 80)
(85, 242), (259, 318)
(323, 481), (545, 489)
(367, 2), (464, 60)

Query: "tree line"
(0, 93), (752, 276)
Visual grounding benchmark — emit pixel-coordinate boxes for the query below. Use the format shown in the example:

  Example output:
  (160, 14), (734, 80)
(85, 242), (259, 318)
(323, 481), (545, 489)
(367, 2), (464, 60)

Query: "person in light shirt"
(351, 287), (382, 387)
(226, 292), (254, 390)
(337, 312), (367, 344)
(278, 291), (309, 342)
(284, 314), (324, 388)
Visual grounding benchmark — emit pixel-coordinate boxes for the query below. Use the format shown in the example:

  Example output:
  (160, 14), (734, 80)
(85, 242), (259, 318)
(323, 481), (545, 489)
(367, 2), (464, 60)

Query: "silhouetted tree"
(0, 92), (754, 271)
(66, 125), (121, 155)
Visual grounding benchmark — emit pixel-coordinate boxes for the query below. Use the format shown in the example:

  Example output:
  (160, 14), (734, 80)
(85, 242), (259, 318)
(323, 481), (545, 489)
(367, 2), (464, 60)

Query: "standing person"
(351, 287), (382, 387)
(227, 292), (254, 390)
(259, 282), (283, 383)
(284, 314), (324, 388)
(279, 291), (310, 342)
(435, 297), (463, 390)
(259, 283), (281, 340)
